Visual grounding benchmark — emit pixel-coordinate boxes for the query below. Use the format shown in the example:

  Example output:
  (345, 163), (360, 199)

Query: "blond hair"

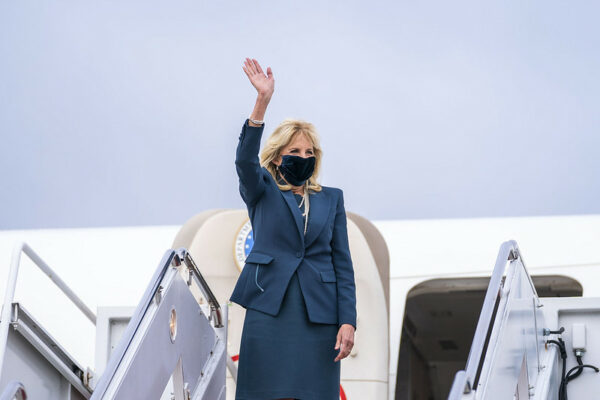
(260, 118), (323, 193)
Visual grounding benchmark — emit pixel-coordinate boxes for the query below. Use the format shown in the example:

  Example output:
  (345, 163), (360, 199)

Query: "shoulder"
(320, 185), (343, 195)
(319, 186), (344, 202)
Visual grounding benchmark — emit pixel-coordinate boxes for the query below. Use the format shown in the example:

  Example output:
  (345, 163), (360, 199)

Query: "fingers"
(252, 58), (264, 75)
(244, 58), (257, 75)
(243, 58), (270, 78)
(242, 64), (251, 79)
(247, 58), (261, 76)
(333, 331), (354, 362)
(345, 337), (354, 356)
(242, 58), (274, 95)
(243, 58), (251, 75)
(334, 341), (349, 362)
(333, 331), (341, 362)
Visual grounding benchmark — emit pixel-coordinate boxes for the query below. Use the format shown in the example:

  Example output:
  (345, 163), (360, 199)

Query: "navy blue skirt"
(235, 270), (340, 400)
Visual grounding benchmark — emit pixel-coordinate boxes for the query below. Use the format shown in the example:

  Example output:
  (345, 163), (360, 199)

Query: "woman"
(229, 58), (357, 400)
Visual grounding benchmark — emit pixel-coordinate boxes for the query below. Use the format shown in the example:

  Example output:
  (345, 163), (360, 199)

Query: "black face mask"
(278, 155), (316, 186)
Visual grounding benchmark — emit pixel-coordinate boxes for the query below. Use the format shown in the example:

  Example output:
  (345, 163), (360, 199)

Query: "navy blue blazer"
(229, 119), (357, 331)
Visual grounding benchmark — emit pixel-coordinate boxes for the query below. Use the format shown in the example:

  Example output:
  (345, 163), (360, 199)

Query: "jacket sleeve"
(331, 188), (357, 331)
(235, 119), (267, 206)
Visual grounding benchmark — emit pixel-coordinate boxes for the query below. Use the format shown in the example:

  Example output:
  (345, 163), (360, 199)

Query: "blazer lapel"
(279, 189), (305, 246)
(304, 190), (330, 248)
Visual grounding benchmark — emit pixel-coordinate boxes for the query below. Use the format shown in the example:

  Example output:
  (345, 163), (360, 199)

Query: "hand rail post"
(174, 248), (224, 328)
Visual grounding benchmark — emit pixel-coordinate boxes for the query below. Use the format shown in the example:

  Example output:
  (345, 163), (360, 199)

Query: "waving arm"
(235, 58), (274, 206)
(243, 58), (273, 126)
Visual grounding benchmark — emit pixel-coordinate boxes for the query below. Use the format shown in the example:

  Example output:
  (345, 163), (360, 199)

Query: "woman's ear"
(273, 155), (282, 166)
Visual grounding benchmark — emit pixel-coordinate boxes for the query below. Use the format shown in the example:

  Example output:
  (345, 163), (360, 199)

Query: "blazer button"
(296, 251), (302, 258)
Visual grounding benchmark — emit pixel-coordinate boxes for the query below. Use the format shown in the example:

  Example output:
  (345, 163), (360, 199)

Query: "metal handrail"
(459, 240), (540, 395)
(90, 249), (176, 399)
(0, 381), (26, 400)
(91, 248), (227, 398)
(460, 240), (516, 393)
(0, 242), (96, 375)
(174, 248), (224, 328)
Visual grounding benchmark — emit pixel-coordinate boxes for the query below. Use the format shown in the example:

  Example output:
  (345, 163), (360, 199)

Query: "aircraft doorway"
(395, 275), (582, 400)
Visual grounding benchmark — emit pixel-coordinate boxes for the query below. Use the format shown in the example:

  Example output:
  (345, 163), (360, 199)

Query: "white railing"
(0, 242), (96, 375)
(1, 242), (233, 398)
(90, 248), (228, 399)
(448, 240), (541, 398)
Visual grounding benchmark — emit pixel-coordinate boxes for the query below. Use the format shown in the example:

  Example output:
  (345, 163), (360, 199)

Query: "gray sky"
(1, 0), (599, 229)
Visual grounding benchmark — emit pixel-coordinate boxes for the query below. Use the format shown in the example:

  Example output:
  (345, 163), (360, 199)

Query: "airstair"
(3, 238), (599, 399)
(0, 243), (229, 399)
(448, 240), (600, 400)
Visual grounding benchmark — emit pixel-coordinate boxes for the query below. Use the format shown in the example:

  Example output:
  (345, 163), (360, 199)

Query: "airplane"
(0, 210), (598, 399)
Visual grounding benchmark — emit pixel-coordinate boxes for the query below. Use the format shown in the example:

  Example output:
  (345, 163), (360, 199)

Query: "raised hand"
(243, 58), (274, 98)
